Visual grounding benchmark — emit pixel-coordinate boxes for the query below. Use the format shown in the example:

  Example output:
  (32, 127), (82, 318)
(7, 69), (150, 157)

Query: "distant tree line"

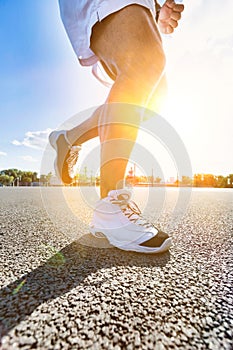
(126, 173), (233, 188)
(0, 169), (52, 186)
(191, 174), (233, 188)
(0, 168), (232, 188)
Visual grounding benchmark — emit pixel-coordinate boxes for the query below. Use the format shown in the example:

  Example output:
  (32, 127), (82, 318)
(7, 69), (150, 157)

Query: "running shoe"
(90, 189), (172, 253)
(49, 130), (81, 184)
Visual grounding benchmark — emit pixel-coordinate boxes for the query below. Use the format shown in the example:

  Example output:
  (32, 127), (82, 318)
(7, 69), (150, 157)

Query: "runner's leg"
(89, 5), (166, 197)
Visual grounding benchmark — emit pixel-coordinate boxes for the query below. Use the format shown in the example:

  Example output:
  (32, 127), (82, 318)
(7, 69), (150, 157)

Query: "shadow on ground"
(0, 239), (170, 340)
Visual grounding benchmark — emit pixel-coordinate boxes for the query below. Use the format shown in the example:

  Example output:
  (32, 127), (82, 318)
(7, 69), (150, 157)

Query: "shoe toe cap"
(139, 229), (169, 248)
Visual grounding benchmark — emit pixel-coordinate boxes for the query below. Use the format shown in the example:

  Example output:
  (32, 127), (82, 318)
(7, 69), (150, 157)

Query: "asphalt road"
(0, 187), (232, 350)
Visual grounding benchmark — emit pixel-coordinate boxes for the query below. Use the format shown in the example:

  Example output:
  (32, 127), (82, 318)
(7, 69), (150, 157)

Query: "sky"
(0, 0), (232, 179)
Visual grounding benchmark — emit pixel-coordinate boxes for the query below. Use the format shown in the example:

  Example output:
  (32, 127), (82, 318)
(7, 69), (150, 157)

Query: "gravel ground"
(0, 187), (232, 350)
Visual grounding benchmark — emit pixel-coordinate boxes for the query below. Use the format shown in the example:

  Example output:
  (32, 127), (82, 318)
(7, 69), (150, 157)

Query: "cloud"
(12, 128), (53, 150)
(12, 140), (21, 146)
(19, 155), (38, 162)
(0, 151), (7, 156)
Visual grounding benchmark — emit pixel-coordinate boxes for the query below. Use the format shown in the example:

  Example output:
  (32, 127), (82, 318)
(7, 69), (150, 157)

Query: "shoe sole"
(90, 226), (172, 254)
(117, 237), (172, 254)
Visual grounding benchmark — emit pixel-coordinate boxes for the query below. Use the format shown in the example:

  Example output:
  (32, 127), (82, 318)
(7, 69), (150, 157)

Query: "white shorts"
(58, 0), (156, 67)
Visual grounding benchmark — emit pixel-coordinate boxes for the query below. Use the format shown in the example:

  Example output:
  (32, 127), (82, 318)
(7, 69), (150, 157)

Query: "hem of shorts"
(78, 55), (99, 67)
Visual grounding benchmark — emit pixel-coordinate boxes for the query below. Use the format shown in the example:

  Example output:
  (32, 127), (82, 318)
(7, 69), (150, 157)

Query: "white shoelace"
(66, 145), (81, 177)
(110, 197), (154, 229)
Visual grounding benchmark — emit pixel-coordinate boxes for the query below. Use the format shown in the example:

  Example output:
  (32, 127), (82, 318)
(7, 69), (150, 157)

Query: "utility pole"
(133, 163), (136, 186)
(84, 166), (87, 183)
(90, 170), (93, 185)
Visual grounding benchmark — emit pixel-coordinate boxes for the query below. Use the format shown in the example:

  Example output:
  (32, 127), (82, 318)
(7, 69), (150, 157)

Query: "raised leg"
(66, 73), (167, 147)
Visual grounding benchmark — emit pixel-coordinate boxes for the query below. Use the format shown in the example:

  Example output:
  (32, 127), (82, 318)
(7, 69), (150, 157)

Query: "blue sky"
(0, 0), (107, 172)
(0, 0), (232, 178)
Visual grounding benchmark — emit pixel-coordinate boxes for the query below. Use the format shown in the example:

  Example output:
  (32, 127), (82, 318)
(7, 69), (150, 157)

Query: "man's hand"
(158, 0), (184, 34)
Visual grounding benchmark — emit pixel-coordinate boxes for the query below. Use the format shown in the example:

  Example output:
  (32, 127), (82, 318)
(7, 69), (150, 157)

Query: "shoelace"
(110, 197), (154, 229)
(91, 195), (156, 239)
(66, 145), (81, 177)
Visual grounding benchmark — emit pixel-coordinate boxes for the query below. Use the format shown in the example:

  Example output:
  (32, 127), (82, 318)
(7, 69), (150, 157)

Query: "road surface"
(0, 187), (232, 349)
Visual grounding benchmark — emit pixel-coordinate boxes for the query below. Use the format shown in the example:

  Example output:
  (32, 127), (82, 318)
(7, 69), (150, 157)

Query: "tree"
(193, 174), (203, 187)
(46, 172), (52, 185)
(215, 175), (227, 188)
(21, 172), (33, 185)
(1, 169), (18, 180)
(22, 177), (32, 184)
(181, 176), (192, 186)
(40, 174), (48, 186)
(0, 175), (14, 186)
(227, 174), (233, 188)
(32, 172), (38, 182)
(155, 177), (162, 184)
(203, 174), (216, 187)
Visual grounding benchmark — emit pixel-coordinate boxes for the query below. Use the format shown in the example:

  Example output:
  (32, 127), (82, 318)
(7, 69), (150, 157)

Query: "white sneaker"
(90, 189), (172, 253)
(49, 130), (81, 185)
